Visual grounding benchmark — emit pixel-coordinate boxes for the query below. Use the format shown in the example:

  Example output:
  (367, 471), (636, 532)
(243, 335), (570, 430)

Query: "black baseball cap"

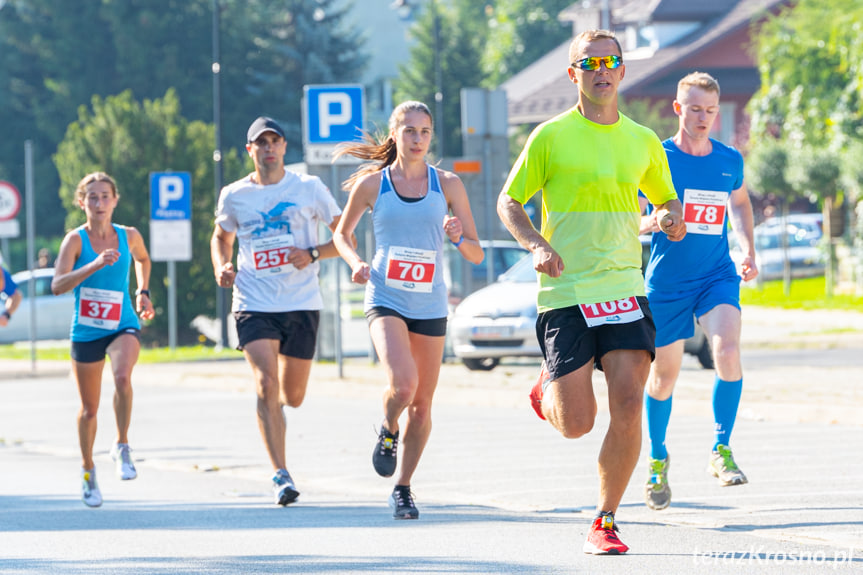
(247, 116), (286, 143)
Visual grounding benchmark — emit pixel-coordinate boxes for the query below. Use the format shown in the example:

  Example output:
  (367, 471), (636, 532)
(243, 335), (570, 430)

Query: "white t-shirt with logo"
(215, 170), (341, 312)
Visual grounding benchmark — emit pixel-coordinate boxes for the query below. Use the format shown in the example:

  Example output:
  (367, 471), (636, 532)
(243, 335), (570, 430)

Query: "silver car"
(451, 254), (714, 371)
(0, 268), (75, 344)
(450, 254), (542, 370)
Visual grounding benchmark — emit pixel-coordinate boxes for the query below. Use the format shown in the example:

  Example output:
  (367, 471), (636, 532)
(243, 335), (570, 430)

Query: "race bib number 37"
(79, 287), (123, 330)
(683, 188), (728, 235)
(251, 233), (294, 278)
(385, 246), (436, 293)
(579, 297), (644, 327)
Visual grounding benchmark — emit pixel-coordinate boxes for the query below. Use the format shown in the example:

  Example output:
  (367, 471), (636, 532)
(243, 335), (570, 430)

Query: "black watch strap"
(136, 289), (150, 297)
(308, 247), (320, 263)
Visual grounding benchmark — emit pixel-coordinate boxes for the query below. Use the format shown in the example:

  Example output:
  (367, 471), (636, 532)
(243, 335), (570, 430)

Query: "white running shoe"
(708, 444), (748, 486)
(272, 469), (299, 506)
(110, 442), (138, 480)
(81, 468), (102, 508)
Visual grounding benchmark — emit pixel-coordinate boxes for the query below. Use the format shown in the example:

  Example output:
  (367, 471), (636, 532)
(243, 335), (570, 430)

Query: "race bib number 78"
(683, 188), (728, 235)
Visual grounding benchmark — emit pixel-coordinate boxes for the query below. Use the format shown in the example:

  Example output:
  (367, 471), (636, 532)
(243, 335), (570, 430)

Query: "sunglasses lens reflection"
(577, 55), (622, 70)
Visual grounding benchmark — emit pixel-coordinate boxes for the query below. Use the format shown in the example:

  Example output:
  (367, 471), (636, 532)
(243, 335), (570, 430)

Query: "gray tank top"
(364, 165), (449, 319)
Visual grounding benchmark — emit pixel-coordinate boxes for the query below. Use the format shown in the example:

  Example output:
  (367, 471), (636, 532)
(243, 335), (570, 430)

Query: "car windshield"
(756, 226), (819, 250)
(499, 254), (537, 283)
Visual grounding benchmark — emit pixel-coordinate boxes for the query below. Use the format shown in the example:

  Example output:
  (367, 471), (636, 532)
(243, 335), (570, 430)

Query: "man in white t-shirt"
(211, 116), (346, 505)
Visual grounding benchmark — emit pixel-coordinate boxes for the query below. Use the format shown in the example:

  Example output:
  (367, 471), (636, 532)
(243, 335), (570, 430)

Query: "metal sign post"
(149, 172), (193, 351)
(303, 84), (365, 377)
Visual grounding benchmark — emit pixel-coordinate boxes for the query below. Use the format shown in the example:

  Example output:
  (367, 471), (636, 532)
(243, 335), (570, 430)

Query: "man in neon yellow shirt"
(498, 29), (686, 555)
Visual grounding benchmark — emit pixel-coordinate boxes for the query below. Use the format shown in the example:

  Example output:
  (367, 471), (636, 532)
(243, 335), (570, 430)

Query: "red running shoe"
(529, 362), (550, 420)
(583, 513), (629, 555)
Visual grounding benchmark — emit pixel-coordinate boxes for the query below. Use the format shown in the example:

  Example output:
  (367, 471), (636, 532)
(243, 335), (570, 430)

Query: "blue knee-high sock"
(645, 393), (673, 460)
(712, 376), (743, 450)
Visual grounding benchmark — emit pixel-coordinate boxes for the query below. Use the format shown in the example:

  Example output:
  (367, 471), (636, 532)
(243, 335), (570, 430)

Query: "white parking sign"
(149, 172), (192, 261)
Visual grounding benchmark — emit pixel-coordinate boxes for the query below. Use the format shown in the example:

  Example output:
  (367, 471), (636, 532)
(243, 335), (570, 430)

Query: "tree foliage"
(747, 0), (863, 293)
(747, 0), (863, 202)
(481, 0), (572, 87)
(394, 0), (485, 158)
(54, 90), (245, 344)
(0, 0), (365, 237)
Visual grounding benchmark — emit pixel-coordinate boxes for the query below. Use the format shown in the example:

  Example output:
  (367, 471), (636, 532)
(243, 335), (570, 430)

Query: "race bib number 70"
(385, 246), (436, 293)
(579, 297), (644, 327)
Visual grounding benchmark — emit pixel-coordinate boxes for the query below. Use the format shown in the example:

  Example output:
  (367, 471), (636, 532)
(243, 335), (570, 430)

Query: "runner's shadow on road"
(2, 555), (542, 574)
(0, 496), (582, 532)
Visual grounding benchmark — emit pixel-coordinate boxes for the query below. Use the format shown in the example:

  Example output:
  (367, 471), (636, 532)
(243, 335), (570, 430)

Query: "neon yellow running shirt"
(503, 108), (677, 312)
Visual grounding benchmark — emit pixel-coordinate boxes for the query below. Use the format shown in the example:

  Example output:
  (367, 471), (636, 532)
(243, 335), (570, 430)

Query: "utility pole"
(212, 0), (228, 348)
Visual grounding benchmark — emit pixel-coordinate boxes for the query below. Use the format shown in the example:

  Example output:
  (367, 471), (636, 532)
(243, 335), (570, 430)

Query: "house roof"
(504, 0), (787, 125)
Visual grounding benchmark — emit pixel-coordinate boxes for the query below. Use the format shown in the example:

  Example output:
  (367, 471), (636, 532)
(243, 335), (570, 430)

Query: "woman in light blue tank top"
(333, 101), (484, 519)
(51, 172), (155, 508)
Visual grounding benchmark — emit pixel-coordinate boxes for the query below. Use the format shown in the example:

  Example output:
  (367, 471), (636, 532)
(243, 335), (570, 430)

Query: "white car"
(449, 255), (542, 371)
(0, 268), (75, 344)
(730, 214), (824, 282)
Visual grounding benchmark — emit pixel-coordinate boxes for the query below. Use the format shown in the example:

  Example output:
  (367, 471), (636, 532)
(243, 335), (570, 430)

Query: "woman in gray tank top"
(333, 101), (483, 519)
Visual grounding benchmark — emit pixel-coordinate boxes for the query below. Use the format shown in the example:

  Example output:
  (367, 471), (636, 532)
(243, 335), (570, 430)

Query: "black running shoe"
(389, 485), (419, 519)
(372, 425), (399, 477)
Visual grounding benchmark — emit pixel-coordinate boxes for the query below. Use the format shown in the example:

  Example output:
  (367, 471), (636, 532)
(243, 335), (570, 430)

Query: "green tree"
(747, 0), (863, 294)
(0, 0), (365, 237)
(53, 90), (244, 345)
(482, 0), (572, 87)
(395, 0), (486, 158)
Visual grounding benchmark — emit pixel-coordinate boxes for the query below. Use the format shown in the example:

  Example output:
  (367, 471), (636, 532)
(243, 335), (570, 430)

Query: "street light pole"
(212, 0), (228, 349)
(432, 0), (444, 159)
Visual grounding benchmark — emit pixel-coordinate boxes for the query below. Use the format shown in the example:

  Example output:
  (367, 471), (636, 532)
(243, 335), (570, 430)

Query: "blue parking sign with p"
(150, 172), (191, 220)
(305, 85), (364, 144)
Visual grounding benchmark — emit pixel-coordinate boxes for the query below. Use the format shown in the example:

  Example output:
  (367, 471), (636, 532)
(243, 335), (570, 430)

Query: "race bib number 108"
(579, 297), (644, 327)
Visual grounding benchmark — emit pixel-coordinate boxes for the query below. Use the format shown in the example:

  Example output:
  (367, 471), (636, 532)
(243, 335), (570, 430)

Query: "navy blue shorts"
(71, 328), (141, 363)
(234, 310), (319, 360)
(365, 306), (447, 337)
(647, 274), (740, 347)
(536, 297), (655, 379)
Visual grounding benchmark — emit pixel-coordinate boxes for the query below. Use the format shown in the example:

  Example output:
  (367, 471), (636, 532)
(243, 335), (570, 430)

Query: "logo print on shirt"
(253, 201), (295, 235)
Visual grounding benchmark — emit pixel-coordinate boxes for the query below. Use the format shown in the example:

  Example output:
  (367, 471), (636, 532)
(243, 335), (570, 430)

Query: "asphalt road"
(0, 306), (861, 574)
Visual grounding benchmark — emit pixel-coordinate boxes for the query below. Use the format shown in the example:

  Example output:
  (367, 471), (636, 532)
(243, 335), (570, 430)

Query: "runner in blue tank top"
(333, 101), (484, 520)
(52, 172), (154, 508)
(638, 73), (758, 511)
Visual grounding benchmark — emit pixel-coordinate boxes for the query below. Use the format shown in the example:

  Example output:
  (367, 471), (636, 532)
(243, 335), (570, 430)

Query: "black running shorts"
(536, 296), (655, 379)
(71, 328), (141, 364)
(365, 306), (447, 337)
(234, 310), (320, 359)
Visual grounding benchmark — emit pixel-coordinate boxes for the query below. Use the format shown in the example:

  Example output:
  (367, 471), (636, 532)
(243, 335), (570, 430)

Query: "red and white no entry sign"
(0, 181), (21, 221)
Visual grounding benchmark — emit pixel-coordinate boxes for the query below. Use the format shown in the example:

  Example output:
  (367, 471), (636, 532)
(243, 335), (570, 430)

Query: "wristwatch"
(135, 289), (151, 297)
(308, 247), (320, 263)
